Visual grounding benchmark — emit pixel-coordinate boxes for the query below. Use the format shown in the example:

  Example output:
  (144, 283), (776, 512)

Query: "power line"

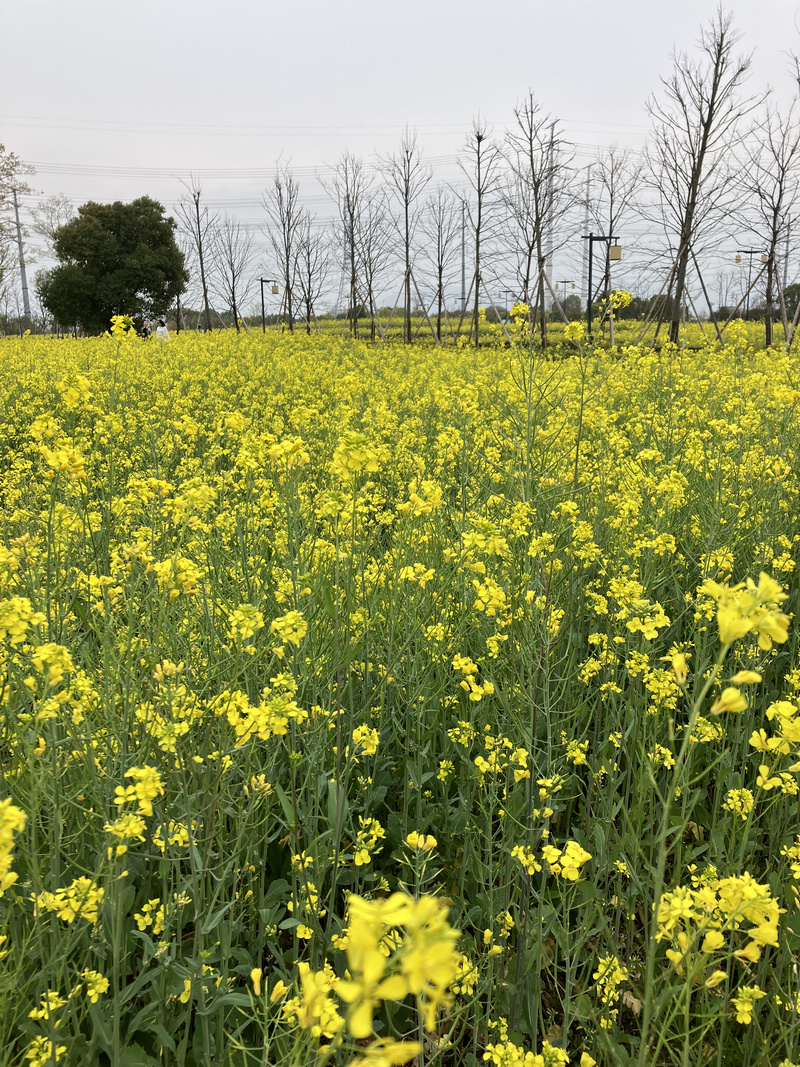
(2, 114), (472, 135)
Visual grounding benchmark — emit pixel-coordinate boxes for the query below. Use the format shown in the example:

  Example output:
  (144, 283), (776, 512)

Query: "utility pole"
(260, 278), (279, 333)
(581, 232), (619, 339)
(460, 199), (466, 311)
(735, 249), (767, 319)
(555, 280), (575, 313)
(12, 189), (31, 322)
(579, 169), (591, 311)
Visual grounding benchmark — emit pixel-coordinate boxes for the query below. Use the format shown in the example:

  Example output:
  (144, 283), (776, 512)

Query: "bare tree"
(263, 163), (304, 332)
(502, 95), (575, 347)
(459, 118), (501, 347)
(295, 213), (330, 334)
(323, 152), (372, 336)
(210, 217), (257, 331)
(419, 188), (460, 341)
(0, 242), (15, 315)
(379, 128), (432, 343)
(590, 146), (641, 302)
(645, 8), (756, 343)
(739, 101), (800, 345)
(29, 194), (75, 256)
(0, 144), (34, 241)
(175, 178), (218, 332)
(357, 191), (393, 341)
(715, 266), (739, 312)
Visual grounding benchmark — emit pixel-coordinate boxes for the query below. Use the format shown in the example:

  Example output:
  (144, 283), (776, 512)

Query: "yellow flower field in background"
(0, 327), (800, 1066)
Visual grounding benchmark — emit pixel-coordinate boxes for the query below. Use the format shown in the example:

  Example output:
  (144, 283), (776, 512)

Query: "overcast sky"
(3, 0), (800, 305)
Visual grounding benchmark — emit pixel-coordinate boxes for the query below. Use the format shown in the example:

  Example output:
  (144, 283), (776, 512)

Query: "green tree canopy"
(38, 196), (188, 333)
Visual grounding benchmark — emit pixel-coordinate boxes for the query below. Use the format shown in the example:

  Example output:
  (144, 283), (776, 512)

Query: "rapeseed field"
(1, 323), (799, 1066)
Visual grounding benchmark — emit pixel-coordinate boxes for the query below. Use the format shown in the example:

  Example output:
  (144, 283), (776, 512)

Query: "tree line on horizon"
(2, 8), (800, 346)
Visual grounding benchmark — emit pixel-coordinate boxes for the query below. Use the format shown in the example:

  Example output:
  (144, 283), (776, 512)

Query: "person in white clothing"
(156, 319), (169, 341)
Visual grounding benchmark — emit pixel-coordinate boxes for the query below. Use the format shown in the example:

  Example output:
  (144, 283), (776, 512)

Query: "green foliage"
(38, 197), (188, 333)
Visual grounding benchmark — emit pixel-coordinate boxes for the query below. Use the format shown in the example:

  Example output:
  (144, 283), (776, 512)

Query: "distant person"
(141, 318), (150, 338)
(156, 319), (169, 342)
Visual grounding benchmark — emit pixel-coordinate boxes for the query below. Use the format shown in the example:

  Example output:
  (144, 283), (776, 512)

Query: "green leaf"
(322, 582), (336, 619)
(274, 783), (297, 829)
(114, 1046), (159, 1067)
(142, 1024), (176, 1054)
(201, 899), (235, 934)
(263, 878), (290, 908)
(327, 778), (349, 832)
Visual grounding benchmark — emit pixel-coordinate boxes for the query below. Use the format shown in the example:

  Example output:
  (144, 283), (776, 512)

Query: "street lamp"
(581, 233), (620, 339)
(498, 289), (515, 312)
(734, 250), (767, 319)
(555, 280), (575, 307)
(260, 278), (280, 333)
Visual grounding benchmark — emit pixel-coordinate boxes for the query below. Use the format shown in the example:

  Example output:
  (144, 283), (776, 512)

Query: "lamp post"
(555, 280), (575, 304)
(260, 278), (279, 333)
(581, 233), (620, 339)
(734, 250), (767, 319)
(498, 289), (515, 314)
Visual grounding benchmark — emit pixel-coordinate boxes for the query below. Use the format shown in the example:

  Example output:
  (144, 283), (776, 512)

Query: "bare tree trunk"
(644, 11), (756, 345)
(263, 164), (303, 333)
(323, 153), (371, 340)
(176, 181), (217, 333)
(419, 188), (458, 346)
(380, 128), (431, 344)
(209, 216), (256, 332)
(738, 100), (800, 349)
(460, 122), (499, 349)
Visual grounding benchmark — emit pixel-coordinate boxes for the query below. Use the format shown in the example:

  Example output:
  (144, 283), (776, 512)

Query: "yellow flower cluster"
(227, 603), (265, 643)
(592, 954), (629, 1028)
(284, 891), (460, 1054)
(339, 893), (460, 1033)
(332, 431), (384, 479)
(452, 654), (495, 702)
(114, 766), (165, 817)
(656, 869), (782, 974)
(511, 845), (541, 876)
(541, 841), (592, 882)
(475, 735), (530, 784)
(267, 436), (310, 469)
(700, 572), (789, 651)
(134, 898), (165, 934)
(0, 596), (45, 646)
(34, 877), (105, 924)
(732, 985), (767, 1025)
(270, 609), (308, 649)
(483, 1019), (574, 1066)
(722, 789), (754, 821)
(213, 675), (308, 745)
(352, 724), (380, 755)
(750, 699), (800, 769)
(283, 961), (345, 1038)
(0, 798), (26, 895)
(104, 813), (147, 858)
(353, 817), (386, 866)
(39, 442), (87, 481)
(23, 1037), (67, 1066)
(484, 1040), (570, 1066)
(406, 831), (438, 851)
